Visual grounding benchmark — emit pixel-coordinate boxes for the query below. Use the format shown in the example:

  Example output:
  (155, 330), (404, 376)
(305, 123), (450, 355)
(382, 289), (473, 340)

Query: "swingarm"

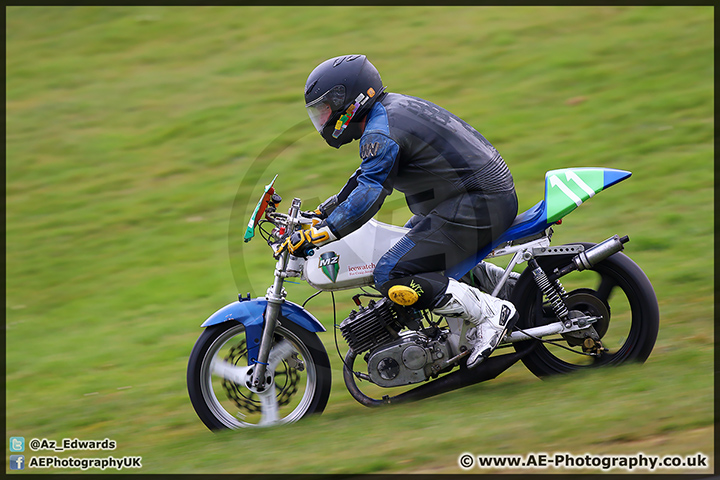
(501, 314), (601, 344)
(486, 232), (629, 350)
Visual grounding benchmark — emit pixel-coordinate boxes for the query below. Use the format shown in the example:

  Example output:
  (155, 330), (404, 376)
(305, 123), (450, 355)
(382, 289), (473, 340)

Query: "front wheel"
(187, 319), (331, 430)
(511, 243), (659, 377)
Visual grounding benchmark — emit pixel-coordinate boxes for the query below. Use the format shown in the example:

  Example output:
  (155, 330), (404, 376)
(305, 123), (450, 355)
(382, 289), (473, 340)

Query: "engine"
(339, 298), (408, 354)
(339, 298), (453, 387)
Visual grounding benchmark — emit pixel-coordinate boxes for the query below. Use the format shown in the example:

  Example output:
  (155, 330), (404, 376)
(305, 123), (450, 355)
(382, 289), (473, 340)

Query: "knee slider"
(388, 284), (422, 306)
(380, 273), (449, 310)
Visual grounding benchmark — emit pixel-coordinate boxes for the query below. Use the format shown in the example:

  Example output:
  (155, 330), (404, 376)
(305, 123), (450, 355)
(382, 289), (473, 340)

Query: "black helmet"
(304, 54), (385, 148)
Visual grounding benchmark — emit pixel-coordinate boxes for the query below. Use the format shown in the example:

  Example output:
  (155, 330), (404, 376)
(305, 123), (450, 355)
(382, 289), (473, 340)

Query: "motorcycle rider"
(281, 54), (519, 367)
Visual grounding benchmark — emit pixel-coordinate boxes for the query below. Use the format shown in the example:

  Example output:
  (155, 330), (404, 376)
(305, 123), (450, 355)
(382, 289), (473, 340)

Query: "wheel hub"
(565, 289), (610, 335)
(221, 342), (300, 414)
(560, 289), (611, 350)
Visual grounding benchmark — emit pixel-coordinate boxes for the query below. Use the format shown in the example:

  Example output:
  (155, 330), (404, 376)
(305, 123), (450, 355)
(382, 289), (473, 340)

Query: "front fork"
(249, 198), (302, 391)
(249, 265), (286, 391)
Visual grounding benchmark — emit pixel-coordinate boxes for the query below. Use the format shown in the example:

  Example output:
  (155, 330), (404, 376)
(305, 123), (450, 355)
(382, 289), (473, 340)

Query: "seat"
(448, 200), (549, 279)
(494, 200), (549, 246)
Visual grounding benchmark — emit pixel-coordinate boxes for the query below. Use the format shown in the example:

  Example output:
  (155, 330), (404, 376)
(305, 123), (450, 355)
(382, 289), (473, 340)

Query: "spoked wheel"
(187, 319), (331, 430)
(512, 243), (659, 377)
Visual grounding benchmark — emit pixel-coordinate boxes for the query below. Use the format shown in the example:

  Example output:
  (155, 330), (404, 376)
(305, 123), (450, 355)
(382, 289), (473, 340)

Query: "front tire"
(511, 243), (659, 377)
(187, 319), (331, 430)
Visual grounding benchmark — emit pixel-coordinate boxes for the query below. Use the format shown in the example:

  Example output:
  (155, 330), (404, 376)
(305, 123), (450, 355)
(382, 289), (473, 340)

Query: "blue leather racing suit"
(320, 93), (518, 309)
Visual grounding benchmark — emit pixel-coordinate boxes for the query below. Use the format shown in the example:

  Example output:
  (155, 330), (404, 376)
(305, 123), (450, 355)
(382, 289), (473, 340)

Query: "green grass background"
(6, 6), (714, 474)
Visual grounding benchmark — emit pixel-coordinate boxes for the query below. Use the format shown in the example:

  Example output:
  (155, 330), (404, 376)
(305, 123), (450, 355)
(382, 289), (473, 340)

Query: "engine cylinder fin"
(339, 298), (407, 354)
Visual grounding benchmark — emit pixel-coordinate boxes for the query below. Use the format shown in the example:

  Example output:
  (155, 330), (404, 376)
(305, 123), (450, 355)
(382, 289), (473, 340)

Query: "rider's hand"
(305, 194), (340, 220)
(300, 209), (324, 227)
(276, 223), (337, 258)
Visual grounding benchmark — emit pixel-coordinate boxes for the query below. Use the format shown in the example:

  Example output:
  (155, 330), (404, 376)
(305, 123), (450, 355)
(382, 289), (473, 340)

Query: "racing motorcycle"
(187, 167), (659, 430)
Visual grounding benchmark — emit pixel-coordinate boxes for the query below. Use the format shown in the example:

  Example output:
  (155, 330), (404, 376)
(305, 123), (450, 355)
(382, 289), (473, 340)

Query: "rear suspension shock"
(529, 258), (571, 327)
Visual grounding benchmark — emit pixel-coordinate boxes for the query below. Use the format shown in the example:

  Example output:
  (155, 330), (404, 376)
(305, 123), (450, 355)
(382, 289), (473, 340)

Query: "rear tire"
(187, 319), (331, 430)
(511, 243), (659, 377)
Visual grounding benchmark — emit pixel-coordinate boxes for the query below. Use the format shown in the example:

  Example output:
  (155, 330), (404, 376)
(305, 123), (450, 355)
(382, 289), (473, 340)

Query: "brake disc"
(221, 342), (301, 414)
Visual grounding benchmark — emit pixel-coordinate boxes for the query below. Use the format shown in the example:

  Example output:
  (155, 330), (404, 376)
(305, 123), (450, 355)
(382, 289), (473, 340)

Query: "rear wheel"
(511, 244), (659, 377)
(187, 319), (331, 429)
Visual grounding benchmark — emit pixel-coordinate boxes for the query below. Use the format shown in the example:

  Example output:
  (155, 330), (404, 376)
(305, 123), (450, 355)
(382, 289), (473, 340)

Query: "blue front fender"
(201, 298), (326, 332)
(200, 298), (326, 366)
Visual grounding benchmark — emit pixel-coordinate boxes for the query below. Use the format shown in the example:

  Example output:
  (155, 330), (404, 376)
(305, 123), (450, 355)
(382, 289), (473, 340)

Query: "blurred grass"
(6, 6), (713, 475)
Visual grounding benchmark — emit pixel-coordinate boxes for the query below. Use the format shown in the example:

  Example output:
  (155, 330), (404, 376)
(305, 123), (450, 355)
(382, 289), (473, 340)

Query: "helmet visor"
(305, 85), (345, 132)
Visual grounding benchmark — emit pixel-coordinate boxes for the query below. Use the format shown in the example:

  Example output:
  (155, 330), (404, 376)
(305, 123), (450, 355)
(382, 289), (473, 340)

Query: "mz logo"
(319, 251), (340, 282)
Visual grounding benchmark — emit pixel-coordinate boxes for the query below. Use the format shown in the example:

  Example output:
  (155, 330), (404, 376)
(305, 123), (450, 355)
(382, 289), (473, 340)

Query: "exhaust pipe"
(555, 234), (629, 277)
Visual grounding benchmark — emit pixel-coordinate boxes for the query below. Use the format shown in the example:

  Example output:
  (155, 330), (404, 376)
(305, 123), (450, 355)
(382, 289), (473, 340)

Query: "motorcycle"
(187, 167), (659, 430)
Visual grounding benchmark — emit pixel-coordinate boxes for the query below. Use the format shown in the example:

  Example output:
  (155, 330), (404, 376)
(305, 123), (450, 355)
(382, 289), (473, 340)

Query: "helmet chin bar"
(322, 120), (364, 148)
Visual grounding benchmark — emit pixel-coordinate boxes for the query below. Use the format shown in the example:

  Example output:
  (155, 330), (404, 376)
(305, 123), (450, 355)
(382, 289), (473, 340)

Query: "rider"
(282, 54), (519, 367)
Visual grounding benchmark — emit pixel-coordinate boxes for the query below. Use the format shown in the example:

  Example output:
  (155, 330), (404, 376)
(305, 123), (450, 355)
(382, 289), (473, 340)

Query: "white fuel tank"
(303, 219), (409, 291)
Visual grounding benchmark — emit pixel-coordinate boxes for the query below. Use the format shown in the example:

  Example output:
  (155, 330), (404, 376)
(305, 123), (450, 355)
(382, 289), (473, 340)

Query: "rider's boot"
(432, 278), (518, 368)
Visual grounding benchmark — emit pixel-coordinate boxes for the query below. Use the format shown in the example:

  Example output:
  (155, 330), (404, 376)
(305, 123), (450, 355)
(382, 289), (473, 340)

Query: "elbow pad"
(317, 194), (340, 217)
